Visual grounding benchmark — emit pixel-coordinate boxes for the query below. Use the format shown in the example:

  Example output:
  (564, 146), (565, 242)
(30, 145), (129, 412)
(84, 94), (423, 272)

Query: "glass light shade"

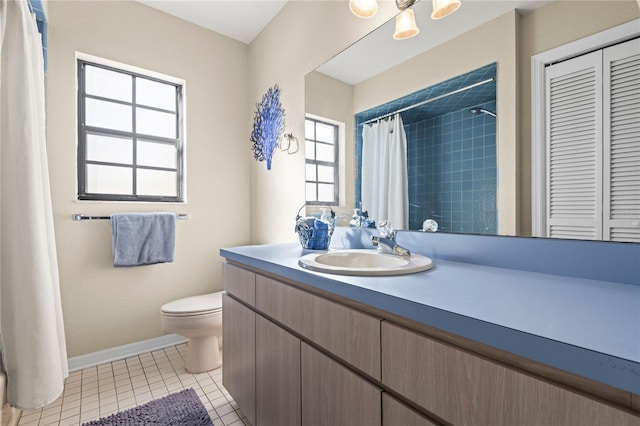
(393, 9), (420, 40)
(349, 0), (378, 18)
(431, 0), (461, 20)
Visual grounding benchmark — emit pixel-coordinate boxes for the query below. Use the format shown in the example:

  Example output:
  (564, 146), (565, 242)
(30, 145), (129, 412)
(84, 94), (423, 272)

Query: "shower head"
(469, 107), (496, 118)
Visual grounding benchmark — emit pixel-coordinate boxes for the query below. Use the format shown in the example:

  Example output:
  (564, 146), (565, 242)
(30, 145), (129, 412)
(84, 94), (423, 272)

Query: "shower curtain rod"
(361, 77), (495, 126)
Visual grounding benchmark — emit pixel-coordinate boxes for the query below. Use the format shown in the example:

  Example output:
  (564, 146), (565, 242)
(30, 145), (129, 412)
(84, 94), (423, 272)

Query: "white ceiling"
(134, 0), (548, 82)
(318, 0), (549, 84)
(135, 0), (289, 44)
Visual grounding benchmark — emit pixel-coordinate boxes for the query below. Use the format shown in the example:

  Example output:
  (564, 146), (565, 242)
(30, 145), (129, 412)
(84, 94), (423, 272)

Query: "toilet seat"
(161, 292), (222, 317)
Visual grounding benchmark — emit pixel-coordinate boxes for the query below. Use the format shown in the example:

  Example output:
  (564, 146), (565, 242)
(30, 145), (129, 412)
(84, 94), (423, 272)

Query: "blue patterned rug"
(82, 388), (212, 426)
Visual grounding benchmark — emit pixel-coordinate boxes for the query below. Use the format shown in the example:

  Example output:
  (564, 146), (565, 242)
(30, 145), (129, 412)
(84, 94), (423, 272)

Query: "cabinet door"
(222, 294), (256, 426)
(256, 275), (381, 379)
(603, 37), (640, 242)
(301, 342), (381, 426)
(382, 321), (640, 426)
(383, 394), (439, 426)
(545, 50), (603, 240)
(256, 315), (301, 426)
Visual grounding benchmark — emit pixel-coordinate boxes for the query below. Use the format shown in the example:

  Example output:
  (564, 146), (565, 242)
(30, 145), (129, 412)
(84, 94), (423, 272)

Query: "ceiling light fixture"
(395, 0), (417, 10)
(431, 0), (461, 19)
(349, 0), (378, 18)
(350, 0), (461, 41)
(393, 8), (420, 40)
(393, 0), (419, 40)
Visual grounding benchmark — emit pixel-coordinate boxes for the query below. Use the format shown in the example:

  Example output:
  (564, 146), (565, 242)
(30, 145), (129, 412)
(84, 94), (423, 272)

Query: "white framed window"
(77, 56), (185, 202)
(305, 117), (340, 205)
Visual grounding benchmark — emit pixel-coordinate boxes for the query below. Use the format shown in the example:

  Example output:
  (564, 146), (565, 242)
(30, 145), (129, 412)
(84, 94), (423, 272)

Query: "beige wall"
(45, 0), (639, 357)
(518, 0), (640, 235)
(248, 1), (398, 244)
(305, 71), (356, 224)
(47, 1), (250, 356)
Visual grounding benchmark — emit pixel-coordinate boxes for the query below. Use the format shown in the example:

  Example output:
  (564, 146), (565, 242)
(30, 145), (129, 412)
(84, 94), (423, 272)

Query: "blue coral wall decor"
(251, 85), (285, 170)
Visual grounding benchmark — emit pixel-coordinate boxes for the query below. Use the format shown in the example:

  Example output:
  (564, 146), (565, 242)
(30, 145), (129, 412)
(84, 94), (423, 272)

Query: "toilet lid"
(161, 292), (223, 315)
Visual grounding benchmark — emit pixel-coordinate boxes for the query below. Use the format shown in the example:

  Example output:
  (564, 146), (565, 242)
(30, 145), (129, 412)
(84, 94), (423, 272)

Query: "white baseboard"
(68, 334), (188, 372)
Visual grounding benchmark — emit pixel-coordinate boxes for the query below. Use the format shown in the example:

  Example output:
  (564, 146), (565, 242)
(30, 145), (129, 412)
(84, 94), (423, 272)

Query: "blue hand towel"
(111, 212), (176, 267)
(311, 219), (330, 250)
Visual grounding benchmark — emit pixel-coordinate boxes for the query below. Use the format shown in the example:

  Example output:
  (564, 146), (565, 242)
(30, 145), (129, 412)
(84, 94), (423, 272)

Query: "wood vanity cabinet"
(222, 262), (640, 426)
(223, 262), (383, 426)
(255, 315), (301, 426)
(301, 342), (382, 426)
(222, 264), (257, 425)
(255, 274), (381, 380)
(382, 321), (640, 426)
(383, 394), (439, 426)
(222, 293), (256, 426)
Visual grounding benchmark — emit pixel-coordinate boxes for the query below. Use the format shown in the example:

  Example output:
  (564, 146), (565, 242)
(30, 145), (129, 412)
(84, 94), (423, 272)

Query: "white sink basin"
(298, 249), (433, 276)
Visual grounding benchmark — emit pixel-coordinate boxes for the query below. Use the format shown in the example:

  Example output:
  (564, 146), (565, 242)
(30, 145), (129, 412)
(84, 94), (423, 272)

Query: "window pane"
(85, 98), (132, 132)
(306, 164), (316, 181)
(137, 169), (177, 197)
(136, 107), (176, 138)
(86, 134), (132, 164)
(318, 183), (335, 202)
(315, 123), (335, 143)
(85, 65), (132, 102)
(316, 143), (334, 162)
(305, 120), (315, 139)
(136, 78), (176, 111)
(318, 165), (334, 183)
(305, 140), (315, 160)
(137, 140), (177, 168)
(306, 183), (317, 202)
(86, 164), (132, 194)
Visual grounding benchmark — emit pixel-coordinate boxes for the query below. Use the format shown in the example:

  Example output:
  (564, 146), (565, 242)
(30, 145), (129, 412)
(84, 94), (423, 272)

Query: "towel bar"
(72, 213), (188, 221)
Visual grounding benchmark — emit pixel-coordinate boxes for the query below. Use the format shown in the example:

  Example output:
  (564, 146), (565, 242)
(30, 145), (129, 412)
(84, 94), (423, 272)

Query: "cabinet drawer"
(223, 262), (255, 306)
(383, 394), (439, 426)
(256, 275), (381, 379)
(302, 342), (381, 426)
(382, 321), (639, 426)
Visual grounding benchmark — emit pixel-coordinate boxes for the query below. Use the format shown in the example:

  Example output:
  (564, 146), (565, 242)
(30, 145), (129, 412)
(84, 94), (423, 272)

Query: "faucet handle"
(376, 220), (395, 238)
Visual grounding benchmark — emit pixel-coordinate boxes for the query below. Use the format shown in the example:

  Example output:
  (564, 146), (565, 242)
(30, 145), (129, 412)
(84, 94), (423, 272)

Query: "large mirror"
(305, 0), (640, 241)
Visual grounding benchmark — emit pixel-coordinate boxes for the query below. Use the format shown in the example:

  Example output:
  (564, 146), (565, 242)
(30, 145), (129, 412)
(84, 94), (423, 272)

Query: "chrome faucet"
(370, 220), (411, 256)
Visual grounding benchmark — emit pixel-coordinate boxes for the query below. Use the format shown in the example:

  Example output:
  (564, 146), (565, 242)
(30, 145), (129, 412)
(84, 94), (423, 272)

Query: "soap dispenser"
(350, 208), (361, 227)
(320, 208), (329, 223)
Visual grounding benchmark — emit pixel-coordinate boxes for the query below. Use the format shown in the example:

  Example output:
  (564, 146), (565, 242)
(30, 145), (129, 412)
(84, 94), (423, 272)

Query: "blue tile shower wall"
(355, 63), (498, 234)
(407, 100), (497, 234)
(356, 101), (497, 234)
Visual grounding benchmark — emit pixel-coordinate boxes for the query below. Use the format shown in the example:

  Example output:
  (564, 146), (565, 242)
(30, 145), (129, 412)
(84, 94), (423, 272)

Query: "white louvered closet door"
(603, 38), (640, 242)
(545, 51), (603, 240)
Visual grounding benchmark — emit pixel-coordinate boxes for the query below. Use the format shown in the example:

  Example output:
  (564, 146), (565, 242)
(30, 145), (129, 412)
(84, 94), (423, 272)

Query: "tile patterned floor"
(16, 344), (248, 426)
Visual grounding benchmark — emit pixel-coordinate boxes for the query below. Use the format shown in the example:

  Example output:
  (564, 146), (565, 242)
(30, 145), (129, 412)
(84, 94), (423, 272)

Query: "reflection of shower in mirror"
(469, 107), (496, 118)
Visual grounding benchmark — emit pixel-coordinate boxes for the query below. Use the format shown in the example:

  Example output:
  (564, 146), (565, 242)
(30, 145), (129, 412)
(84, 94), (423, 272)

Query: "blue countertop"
(220, 240), (640, 396)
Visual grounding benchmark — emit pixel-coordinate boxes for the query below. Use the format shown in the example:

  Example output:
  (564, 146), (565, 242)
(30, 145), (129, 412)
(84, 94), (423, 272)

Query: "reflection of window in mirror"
(305, 115), (344, 206)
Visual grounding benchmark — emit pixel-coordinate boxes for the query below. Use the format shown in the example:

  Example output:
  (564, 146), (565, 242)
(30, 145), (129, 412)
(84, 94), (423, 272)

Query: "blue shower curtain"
(0, 0), (68, 409)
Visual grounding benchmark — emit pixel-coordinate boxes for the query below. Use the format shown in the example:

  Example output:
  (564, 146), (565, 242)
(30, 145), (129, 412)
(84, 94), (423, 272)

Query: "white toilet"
(161, 291), (223, 373)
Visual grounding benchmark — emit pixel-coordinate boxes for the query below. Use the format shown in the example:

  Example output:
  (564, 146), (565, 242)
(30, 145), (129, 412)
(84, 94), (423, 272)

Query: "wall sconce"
(431, 0), (461, 19)
(349, 0), (378, 18)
